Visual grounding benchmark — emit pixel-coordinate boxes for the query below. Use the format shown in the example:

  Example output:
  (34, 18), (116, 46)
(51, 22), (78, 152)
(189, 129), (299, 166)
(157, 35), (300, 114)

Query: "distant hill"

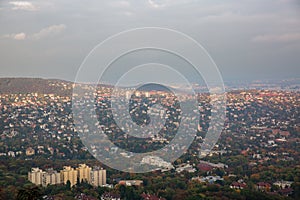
(134, 83), (174, 92)
(0, 78), (72, 96)
(0, 78), (188, 96)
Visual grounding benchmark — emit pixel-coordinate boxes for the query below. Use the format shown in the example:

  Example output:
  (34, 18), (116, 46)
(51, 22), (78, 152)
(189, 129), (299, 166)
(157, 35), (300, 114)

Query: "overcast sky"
(0, 0), (299, 82)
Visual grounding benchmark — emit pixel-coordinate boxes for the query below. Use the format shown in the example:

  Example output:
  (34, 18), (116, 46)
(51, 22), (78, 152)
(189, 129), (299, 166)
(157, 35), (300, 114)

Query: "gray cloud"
(0, 0), (299, 82)
(108, 1), (131, 8)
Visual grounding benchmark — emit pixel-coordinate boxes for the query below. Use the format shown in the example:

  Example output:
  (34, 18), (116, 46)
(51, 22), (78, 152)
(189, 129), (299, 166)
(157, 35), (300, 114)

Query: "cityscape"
(1, 0), (300, 199)
(0, 78), (299, 199)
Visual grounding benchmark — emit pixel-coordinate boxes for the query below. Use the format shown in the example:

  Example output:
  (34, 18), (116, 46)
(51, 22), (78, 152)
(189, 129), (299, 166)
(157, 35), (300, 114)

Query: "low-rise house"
(8, 151), (15, 157)
(192, 176), (223, 184)
(26, 147), (35, 156)
(119, 180), (143, 187)
(273, 180), (293, 189)
(256, 182), (271, 191)
(278, 188), (294, 196)
(75, 193), (97, 200)
(197, 163), (213, 171)
(101, 192), (120, 200)
(141, 193), (166, 200)
(176, 163), (196, 173)
(230, 182), (247, 190)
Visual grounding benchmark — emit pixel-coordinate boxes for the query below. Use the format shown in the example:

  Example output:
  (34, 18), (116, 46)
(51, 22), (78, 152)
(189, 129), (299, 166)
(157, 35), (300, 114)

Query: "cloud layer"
(253, 33), (300, 43)
(1, 32), (26, 40)
(9, 1), (37, 11)
(32, 24), (66, 40)
(1, 24), (66, 41)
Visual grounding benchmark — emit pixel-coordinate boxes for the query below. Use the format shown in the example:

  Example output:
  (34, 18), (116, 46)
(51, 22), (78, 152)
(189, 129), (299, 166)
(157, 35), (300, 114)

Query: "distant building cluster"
(141, 156), (174, 171)
(118, 180), (143, 187)
(28, 164), (106, 187)
(28, 168), (61, 187)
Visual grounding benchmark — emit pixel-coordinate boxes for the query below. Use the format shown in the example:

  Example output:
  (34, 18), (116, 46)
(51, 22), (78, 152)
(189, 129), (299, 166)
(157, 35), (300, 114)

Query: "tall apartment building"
(28, 168), (44, 185)
(77, 164), (91, 183)
(60, 166), (78, 186)
(90, 167), (106, 187)
(28, 168), (61, 187)
(42, 168), (61, 187)
(28, 164), (106, 188)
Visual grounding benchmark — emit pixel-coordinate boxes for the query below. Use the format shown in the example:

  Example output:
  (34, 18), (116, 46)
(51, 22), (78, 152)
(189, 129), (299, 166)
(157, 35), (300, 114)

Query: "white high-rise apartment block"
(28, 164), (106, 188)
(60, 166), (78, 187)
(90, 167), (106, 187)
(28, 168), (61, 187)
(125, 91), (132, 100)
(42, 169), (61, 187)
(77, 164), (91, 183)
(145, 92), (150, 98)
(28, 168), (44, 185)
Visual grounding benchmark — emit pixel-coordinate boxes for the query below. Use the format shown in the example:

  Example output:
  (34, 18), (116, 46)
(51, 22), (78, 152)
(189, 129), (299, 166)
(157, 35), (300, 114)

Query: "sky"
(0, 0), (300, 83)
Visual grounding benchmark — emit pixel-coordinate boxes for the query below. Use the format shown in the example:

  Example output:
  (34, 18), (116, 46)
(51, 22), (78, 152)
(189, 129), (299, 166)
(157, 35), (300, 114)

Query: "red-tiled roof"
(231, 182), (247, 188)
(257, 182), (271, 187)
(279, 188), (294, 195)
(197, 163), (214, 171)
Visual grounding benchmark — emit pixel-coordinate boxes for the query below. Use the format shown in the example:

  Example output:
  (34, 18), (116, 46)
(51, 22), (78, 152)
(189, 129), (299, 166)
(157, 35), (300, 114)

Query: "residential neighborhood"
(0, 78), (299, 199)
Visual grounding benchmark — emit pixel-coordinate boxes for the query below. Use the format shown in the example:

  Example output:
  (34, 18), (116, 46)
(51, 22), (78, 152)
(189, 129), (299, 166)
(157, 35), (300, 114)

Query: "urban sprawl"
(0, 79), (299, 199)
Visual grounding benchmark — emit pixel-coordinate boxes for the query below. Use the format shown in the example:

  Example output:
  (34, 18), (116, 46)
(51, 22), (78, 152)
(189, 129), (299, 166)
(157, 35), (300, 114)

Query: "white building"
(7, 151), (15, 157)
(28, 168), (61, 187)
(60, 166), (78, 187)
(28, 168), (44, 186)
(77, 164), (91, 183)
(141, 156), (174, 170)
(176, 163), (196, 173)
(42, 169), (61, 187)
(273, 181), (293, 189)
(90, 167), (106, 187)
